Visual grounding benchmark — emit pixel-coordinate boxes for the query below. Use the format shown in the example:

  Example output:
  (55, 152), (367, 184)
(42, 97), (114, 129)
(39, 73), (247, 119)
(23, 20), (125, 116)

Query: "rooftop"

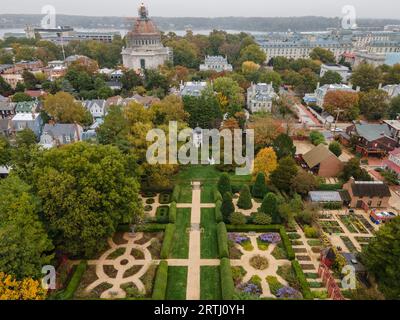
(302, 144), (338, 169)
(350, 180), (391, 198)
(353, 123), (392, 142)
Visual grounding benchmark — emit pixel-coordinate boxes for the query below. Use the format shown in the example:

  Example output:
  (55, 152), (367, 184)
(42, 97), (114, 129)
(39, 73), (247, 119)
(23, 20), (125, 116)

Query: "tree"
(340, 158), (373, 182)
(359, 89), (390, 120)
(0, 176), (53, 279)
(239, 44), (267, 65)
(221, 192), (235, 223)
(383, 63), (400, 85)
(22, 70), (38, 90)
(43, 92), (93, 126)
(167, 39), (199, 69)
(270, 156), (298, 193)
(273, 133), (296, 159)
(292, 170), (317, 196)
(144, 69), (169, 98)
(351, 63), (382, 92)
(242, 61), (260, 74)
(0, 273), (47, 300)
(249, 116), (284, 152)
(361, 217), (400, 299)
(329, 141), (342, 157)
(258, 70), (282, 92)
(320, 70), (342, 85)
(0, 76), (13, 96)
(323, 90), (360, 121)
(259, 193), (281, 224)
(230, 212), (247, 225)
(389, 96), (400, 120)
(11, 92), (33, 103)
(218, 173), (232, 197)
(32, 143), (142, 257)
(252, 172), (267, 199)
(213, 77), (244, 112)
(253, 147), (278, 181)
(309, 130), (325, 146)
(0, 135), (11, 166)
(310, 47), (336, 64)
(121, 69), (142, 91)
(237, 185), (253, 210)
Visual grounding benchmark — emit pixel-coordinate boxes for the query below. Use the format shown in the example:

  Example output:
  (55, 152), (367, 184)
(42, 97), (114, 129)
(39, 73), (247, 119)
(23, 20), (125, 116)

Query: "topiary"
(221, 192), (235, 223)
(218, 173), (232, 197)
(237, 185), (253, 210)
(230, 212), (247, 225)
(253, 213), (272, 225)
(252, 172), (267, 199)
(260, 193), (281, 224)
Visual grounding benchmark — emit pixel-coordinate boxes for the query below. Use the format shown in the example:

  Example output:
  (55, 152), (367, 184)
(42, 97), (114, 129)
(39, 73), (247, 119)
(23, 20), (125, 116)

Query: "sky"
(1, 0), (400, 18)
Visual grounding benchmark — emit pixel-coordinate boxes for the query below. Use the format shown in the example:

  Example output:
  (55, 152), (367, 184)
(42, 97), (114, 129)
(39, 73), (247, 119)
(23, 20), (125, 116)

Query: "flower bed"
(340, 236), (358, 253)
(339, 215), (358, 233)
(144, 205), (153, 212)
(159, 193), (172, 205)
(319, 220), (344, 234)
(276, 286), (303, 299)
(249, 255), (269, 270)
(228, 233), (253, 251)
(146, 198), (155, 205)
(258, 233), (281, 244)
(356, 215), (375, 233)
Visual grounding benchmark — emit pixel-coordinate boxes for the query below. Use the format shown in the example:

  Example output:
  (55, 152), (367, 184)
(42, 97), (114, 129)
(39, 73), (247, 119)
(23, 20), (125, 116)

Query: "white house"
(314, 83), (357, 107)
(12, 112), (43, 137)
(180, 81), (208, 97)
(199, 56), (233, 72)
(39, 123), (83, 149)
(82, 100), (107, 120)
(320, 64), (350, 82)
(382, 84), (400, 99)
(247, 83), (277, 113)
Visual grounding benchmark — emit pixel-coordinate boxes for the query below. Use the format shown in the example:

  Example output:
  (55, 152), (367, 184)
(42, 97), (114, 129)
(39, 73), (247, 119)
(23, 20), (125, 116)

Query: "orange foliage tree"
(253, 147), (278, 181)
(0, 272), (47, 300)
(323, 91), (360, 121)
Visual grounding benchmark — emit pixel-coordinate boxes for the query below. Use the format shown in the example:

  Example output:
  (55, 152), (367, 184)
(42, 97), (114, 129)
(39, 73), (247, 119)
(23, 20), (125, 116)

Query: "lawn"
(200, 266), (222, 300)
(178, 183), (193, 203)
(170, 208), (191, 259)
(201, 208), (219, 259)
(174, 165), (251, 184)
(166, 266), (188, 300)
(201, 184), (215, 203)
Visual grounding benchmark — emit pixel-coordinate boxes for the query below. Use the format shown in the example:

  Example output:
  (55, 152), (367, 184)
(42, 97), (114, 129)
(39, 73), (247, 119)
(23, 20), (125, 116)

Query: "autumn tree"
(32, 143), (142, 257)
(43, 92), (93, 126)
(253, 147), (278, 181)
(270, 156), (299, 193)
(242, 61), (260, 74)
(359, 89), (390, 120)
(292, 170), (318, 196)
(323, 90), (360, 121)
(0, 176), (53, 279)
(310, 47), (336, 64)
(249, 116), (283, 152)
(0, 273), (47, 300)
(239, 44), (267, 65)
(213, 77), (244, 112)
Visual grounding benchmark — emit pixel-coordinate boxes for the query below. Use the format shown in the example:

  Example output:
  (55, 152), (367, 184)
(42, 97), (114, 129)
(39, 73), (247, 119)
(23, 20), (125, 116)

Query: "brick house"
(342, 178), (391, 208)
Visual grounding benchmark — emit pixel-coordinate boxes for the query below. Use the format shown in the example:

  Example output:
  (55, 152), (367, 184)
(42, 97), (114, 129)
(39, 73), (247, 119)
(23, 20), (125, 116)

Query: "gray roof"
(309, 191), (342, 202)
(0, 101), (16, 111)
(43, 123), (81, 138)
(83, 99), (106, 109)
(354, 123), (393, 142)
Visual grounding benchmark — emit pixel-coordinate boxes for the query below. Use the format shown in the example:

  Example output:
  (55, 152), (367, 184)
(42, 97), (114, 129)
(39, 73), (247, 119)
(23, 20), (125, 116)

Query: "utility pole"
(334, 108), (344, 133)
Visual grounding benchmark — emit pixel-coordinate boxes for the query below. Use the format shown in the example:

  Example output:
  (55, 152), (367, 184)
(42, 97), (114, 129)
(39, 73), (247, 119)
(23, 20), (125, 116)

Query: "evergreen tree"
(259, 193), (281, 224)
(252, 172), (267, 199)
(270, 156), (299, 193)
(273, 133), (296, 159)
(237, 185), (253, 210)
(221, 192), (235, 223)
(218, 173), (232, 197)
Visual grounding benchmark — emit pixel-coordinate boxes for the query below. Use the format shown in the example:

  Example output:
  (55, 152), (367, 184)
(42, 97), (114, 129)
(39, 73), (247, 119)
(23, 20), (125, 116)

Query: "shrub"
(152, 261), (168, 300)
(291, 260), (313, 299)
(231, 184), (242, 194)
(304, 225), (319, 239)
(309, 130), (325, 146)
(220, 258), (235, 300)
(156, 206), (170, 223)
(253, 213), (272, 225)
(266, 276), (284, 296)
(322, 202), (343, 210)
(218, 173), (232, 196)
(160, 224), (175, 259)
(217, 222), (229, 258)
(329, 141), (342, 157)
(169, 202), (177, 223)
(237, 185), (253, 210)
(159, 193), (172, 204)
(221, 192), (235, 223)
(135, 224), (167, 232)
(144, 205), (152, 212)
(58, 261), (87, 300)
(252, 172), (267, 199)
(249, 255), (269, 270)
(213, 188), (223, 202)
(230, 212), (247, 225)
(260, 193), (281, 224)
(317, 183), (343, 191)
(215, 200), (223, 223)
(171, 185), (181, 202)
(146, 198), (155, 205)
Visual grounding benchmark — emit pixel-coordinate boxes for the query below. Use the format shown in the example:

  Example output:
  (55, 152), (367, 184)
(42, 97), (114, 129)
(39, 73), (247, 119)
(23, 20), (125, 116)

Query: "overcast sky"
(2, 0), (399, 18)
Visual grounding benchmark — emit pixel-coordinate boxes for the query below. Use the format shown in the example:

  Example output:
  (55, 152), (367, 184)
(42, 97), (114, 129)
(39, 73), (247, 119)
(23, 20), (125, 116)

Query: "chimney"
(356, 86), (361, 92)
(378, 83), (382, 90)
(317, 82), (320, 89)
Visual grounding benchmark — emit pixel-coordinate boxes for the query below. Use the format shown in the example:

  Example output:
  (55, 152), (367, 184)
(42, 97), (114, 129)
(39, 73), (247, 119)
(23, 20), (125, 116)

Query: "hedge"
(317, 183), (343, 191)
(169, 202), (177, 223)
(226, 225), (295, 260)
(217, 222), (229, 258)
(291, 260), (313, 300)
(322, 202), (343, 210)
(171, 185), (181, 202)
(117, 224), (167, 233)
(213, 188), (223, 202)
(215, 200), (223, 223)
(160, 224), (176, 259)
(220, 258), (235, 300)
(57, 261), (87, 300)
(152, 261), (168, 300)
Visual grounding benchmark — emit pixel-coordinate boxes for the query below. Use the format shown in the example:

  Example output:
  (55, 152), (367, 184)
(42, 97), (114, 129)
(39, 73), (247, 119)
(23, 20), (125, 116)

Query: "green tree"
(144, 70), (169, 98)
(0, 176), (53, 279)
(32, 143), (142, 257)
(11, 92), (33, 103)
(273, 133), (296, 159)
(340, 158), (373, 182)
(218, 173), (232, 196)
(389, 96), (400, 119)
(310, 47), (336, 64)
(270, 156), (298, 193)
(292, 170), (317, 196)
(252, 172), (267, 199)
(167, 39), (199, 68)
(309, 130), (325, 146)
(22, 70), (38, 90)
(351, 63), (382, 91)
(237, 185), (253, 210)
(359, 89), (390, 120)
(259, 193), (281, 224)
(221, 192), (235, 223)
(121, 69), (142, 91)
(0, 76), (13, 96)
(0, 135), (12, 166)
(361, 217), (400, 299)
(329, 141), (342, 157)
(212, 77), (244, 111)
(320, 70), (342, 85)
(239, 44), (267, 65)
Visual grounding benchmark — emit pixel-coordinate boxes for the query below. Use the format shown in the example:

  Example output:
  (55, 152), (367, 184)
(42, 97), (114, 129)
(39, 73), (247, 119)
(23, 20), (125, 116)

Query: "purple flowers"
(229, 233), (250, 244)
(258, 233), (281, 244)
(276, 286), (303, 299)
(237, 283), (261, 296)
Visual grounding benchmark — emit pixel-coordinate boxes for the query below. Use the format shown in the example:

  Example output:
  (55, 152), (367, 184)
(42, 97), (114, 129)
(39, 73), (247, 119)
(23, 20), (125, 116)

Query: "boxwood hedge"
(172, 185), (181, 202)
(169, 202), (177, 223)
(57, 261), (87, 300)
(213, 188), (223, 202)
(160, 224), (176, 259)
(215, 200), (223, 223)
(220, 258), (235, 300)
(152, 261), (168, 300)
(291, 260), (313, 299)
(217, 222), (229, 258)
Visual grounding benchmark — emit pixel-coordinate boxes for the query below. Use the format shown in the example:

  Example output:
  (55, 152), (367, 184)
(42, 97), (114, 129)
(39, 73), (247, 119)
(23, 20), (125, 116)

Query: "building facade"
(247, 83), (277, 113)
(320, 64), (350, 82)
(199, 56), (233, 72)
(122, 4), (172, 71)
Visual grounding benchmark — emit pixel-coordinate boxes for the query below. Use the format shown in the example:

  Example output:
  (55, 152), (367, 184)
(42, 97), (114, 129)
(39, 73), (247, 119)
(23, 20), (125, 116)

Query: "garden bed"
(319, 220), (344, 234)
(340, 236), (358, 253)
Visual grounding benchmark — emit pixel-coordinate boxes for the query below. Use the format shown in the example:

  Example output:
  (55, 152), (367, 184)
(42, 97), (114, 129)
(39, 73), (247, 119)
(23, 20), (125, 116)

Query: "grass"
(200, 266), (222, 300)
(174, 165), (251, 184)
(166, 266), (188, 300)
(170, 208), (191, 259)
(178, 184), (193, 203)
(201, 208), (219, 259)
(201, 184), (215, 203)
